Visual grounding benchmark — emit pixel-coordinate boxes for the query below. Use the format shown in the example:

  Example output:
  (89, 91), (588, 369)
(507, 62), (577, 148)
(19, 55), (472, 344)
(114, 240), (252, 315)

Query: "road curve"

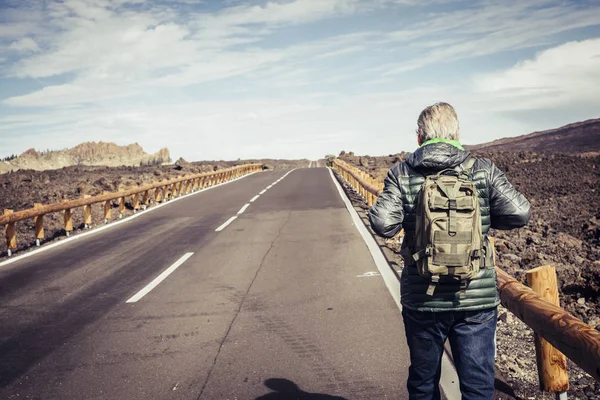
(0, 167), (409, 399)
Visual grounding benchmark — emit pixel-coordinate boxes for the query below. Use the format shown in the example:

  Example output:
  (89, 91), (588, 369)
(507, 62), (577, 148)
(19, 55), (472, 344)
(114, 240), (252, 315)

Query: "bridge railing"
(2, 164), (263, 255)
(331, 157), (600, 392)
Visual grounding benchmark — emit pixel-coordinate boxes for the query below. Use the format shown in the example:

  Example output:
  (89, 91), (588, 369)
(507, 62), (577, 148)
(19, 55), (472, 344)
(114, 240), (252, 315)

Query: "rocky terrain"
(336, 149), (600, 399)
(0, 158), (307, 256)
(466, 118), (600, 156)
(0, 142), (171, 173)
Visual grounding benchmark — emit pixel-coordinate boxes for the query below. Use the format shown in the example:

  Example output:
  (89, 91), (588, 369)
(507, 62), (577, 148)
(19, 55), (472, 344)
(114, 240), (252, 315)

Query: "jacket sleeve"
(488, 162), (531, 230)
(368, 166), (404, 238)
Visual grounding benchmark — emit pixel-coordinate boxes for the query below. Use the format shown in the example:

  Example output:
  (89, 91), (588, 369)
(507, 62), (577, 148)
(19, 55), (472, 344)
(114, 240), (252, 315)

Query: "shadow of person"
(494, 378), (525, 400)
(255, 378), (348, 400)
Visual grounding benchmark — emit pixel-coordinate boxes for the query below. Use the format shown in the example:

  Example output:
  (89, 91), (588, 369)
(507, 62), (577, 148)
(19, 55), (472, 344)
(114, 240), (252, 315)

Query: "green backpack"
(411, 158), (482, 297)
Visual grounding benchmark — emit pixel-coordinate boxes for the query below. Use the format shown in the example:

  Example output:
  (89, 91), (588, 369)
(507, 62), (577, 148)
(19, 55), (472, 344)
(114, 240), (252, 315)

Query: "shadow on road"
(255, 378), (347, 400)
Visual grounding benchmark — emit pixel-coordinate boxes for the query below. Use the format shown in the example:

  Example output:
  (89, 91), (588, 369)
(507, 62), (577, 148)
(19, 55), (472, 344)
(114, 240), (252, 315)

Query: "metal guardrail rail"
(2, 164), (263, 255)
(331, 157), (600, 394)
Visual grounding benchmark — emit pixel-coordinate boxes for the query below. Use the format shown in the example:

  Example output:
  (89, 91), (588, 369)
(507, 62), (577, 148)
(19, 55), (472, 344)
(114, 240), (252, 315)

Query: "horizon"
(2, 116), (599, 162)
(1, 0), (600, 160)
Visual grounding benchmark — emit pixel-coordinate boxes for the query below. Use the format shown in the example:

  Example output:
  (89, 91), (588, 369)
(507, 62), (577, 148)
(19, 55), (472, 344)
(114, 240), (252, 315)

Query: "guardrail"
(331, 159), (382, 206)
(2, 164), (263, 256)
(331, 157), (600, 395)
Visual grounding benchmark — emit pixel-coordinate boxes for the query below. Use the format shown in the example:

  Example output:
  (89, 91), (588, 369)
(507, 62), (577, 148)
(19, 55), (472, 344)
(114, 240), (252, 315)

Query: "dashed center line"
(126, 252), (194, 303)
(215, 216), (238, 232)
(214, 169), (296, 232)
(237, 203), (250, 214)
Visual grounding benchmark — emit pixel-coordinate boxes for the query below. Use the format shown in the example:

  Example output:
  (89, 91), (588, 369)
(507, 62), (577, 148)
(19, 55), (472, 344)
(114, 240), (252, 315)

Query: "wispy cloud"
(475, 38), (600, 110)
(375, 0), (600, 74)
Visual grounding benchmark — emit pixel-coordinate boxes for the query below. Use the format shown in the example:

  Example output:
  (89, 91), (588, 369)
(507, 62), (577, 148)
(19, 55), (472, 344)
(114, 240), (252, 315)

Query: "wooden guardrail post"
(63, 201), (73, 236)
(154, 185), (162, 203)
(34, 203), (44, 246)
(142, 190), (150, 210)
(171, 180), (178, 198)
(4, 209), (16, 256)
(360, 172), (367, 199)
(83, 195), (92, 228)
(526, 266), (569, 394)
(371, 178), (378, 206)
(162, 185), (169, 202)
(131, 192), (140, 213)
(118, 196), (126, 219)
(103, 193), (111, 223)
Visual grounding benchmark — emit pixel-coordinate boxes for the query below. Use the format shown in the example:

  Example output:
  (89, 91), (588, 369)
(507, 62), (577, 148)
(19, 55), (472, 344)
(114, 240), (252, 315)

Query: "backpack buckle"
(427, 275), (440, 296)
(412, 246), (431, 262)
(448, 199), (457, 210)
(459, 280), (468, 299)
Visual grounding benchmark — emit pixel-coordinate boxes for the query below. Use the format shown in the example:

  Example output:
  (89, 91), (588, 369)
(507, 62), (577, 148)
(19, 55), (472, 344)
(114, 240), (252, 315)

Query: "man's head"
(416, 102), (460, 145)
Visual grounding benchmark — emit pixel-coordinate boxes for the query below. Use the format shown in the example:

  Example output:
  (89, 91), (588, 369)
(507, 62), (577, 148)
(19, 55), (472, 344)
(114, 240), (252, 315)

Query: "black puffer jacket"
(369, 142), (531, 312)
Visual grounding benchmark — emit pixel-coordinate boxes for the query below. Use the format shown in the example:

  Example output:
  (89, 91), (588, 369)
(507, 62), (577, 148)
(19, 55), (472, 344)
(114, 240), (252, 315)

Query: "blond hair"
(416, 102), (460, 143)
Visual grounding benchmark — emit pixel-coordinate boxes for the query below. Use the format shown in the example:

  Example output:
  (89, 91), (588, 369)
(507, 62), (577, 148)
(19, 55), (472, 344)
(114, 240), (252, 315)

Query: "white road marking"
(328, 168), (461, 400)
(0, 171), (259, 268)
(356, 271), (381, 278)
(212, 169), (296, 235)
(126, 252), (194, 303)
(215, 216), (238, 232)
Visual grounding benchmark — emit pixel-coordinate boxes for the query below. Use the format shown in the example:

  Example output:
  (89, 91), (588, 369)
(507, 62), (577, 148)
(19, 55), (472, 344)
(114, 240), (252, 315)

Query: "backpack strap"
(459, 156), (476, 177)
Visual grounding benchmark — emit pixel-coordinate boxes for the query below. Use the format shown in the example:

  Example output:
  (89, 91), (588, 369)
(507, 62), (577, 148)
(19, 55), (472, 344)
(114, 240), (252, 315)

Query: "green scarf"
(420, 138), (464, 150)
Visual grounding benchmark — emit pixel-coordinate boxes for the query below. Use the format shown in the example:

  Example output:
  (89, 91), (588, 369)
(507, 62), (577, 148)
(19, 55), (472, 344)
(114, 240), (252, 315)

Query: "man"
(369, 102), (530, 400)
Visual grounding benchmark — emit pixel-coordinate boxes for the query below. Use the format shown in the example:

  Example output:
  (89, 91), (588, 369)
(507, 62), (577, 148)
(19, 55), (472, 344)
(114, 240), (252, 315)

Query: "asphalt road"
(0, 167), (410, 399)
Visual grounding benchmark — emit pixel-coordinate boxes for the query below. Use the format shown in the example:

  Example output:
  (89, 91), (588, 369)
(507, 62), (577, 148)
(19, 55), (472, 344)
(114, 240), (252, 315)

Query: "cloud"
(375, 0), (600, 74)
(197, 0), (360, 27)
(475, 38), (600, 110)
(9, 37), (40, 52)
(4, 1), (374, 106)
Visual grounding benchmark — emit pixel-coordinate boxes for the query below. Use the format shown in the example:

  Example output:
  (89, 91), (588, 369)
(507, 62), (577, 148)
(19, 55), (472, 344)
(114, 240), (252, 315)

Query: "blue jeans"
(402, 307), (497, 400)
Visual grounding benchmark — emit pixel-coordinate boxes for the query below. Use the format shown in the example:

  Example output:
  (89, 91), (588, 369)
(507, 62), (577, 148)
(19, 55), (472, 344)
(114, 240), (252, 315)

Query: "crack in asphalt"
(196, 210), (292, 400)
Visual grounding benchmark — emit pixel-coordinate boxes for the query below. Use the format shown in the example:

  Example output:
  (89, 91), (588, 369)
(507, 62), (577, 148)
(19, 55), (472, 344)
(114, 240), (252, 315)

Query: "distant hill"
(466, 118), (600, 155)
(0, 142), (170, 174)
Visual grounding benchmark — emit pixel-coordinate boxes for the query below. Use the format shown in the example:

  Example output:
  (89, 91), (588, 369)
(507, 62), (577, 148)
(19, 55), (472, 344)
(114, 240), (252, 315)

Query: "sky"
(1, 0), (600, 161)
